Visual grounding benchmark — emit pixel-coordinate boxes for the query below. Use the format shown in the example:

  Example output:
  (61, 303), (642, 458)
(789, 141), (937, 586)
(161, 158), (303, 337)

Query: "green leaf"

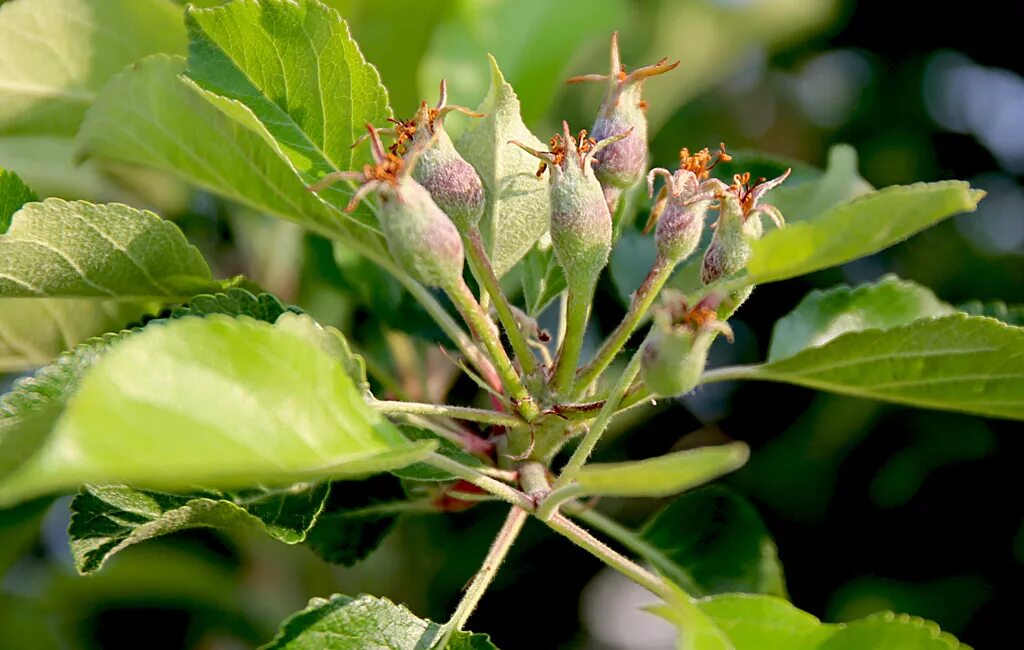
(0, 167), (35, 231)
(0, 198), (215, 299)
(696, 594), (838, 649)
(456, 56), (551, 276)
(304, 474), (405, 566)
(0, 0), (186, 136)
(184, 0), (390, 216)
(521, 236), (566, 316)
(958, 300), (1024, 326)
(746, 182), (984, 284)
(419, 0), (626, 126)
(660, 593), (971, 650)
(0, 170), (153, 371)
(262, 593), (496, 650)
(641, 486), (786, 597)
(391, 425), (485, 482)
(173, 287), (296, 322)
(76, 55), (384, 254)
(819, 612), (967, 649)
(707, 314), (1024, 421)
(274, 312), (371, 398)
(68, 482), (329, 574)
(0, 298), (152, 372)
(610, 228), (658, 307)
(573, 443), (749, 499)
(767, 144), (872, 223)
(768, 275), (952, 361)
(0, 315), (435, 505)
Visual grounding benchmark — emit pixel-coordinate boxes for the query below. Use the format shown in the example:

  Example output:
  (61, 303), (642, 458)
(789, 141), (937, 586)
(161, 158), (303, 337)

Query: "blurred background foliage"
(0, 0), (1021, 648)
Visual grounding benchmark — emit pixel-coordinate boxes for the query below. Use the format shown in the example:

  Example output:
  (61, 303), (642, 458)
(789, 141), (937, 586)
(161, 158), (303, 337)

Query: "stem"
(567, 506), (699, 595)
(465, 229), (538, 376)
(440, 507), (528, 641)
(552, 345), (644, 491)
(371, 399), (523, 427)
(447, 278), (540, 422)
(424, 453), (534, 511)
(363, 246), (502, 390)
(698, 364), (759, 384)
(549, 285), (592, 395)
(546, 512), (670, 599)
(573, 256), (672, 399)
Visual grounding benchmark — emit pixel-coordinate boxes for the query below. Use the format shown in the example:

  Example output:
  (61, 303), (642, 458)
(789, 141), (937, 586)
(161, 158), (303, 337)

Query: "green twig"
(438, 507), (529, 645)
(424, 453), (534, 511)
(573, 256), (671, 399)
(549, 285), (592, 396)
(551, 345), (645, 491)
(447, 278), (540, 422)
(371, 399), (524, 427)
(545, 512), (670, 599)
(465, 228), (539, 376)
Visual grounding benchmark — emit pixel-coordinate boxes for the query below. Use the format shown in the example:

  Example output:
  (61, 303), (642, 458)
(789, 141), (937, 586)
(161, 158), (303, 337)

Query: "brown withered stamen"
(535, 130), (598, 177)
(731, 171), (768, 216)
(679, 142), (732, 181)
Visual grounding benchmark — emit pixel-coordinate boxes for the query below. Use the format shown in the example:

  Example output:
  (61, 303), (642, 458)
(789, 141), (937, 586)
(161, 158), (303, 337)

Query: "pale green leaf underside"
(574, 443), (749, 498)
(747, 181), (983, 284)
(0, 198), (214, 299)
(68, 482), (329, 574)
(707, 314), (1024, 421)
(456, 55), (551, 276)
(184, 0), (390, 215)
(0, 0), (186, 136)
(0, 316), (434, 505)
(769, 275), (952, 361)
(76, 55), (382, 254)
(641, 486), (786, 597)
(0, 298), (152, 372)
(262, 593), (496, 650)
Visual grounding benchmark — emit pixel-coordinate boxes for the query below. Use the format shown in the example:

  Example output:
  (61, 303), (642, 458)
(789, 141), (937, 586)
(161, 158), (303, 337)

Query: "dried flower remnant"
(309, 125), (465, 290)
(568, 32), (679, 209)
(645, 144), (733, 266)
(641, 293), (734, 397)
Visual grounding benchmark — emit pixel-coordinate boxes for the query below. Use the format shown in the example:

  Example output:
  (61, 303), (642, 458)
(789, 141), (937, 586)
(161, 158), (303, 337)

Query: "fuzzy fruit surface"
(592, 86), (648, 191)
(411, 127), (485, 233)
(656, 198), (712, 265)
(379, 178), (465, 289)
(549, 159), (612, 293)
(641, 326), (714, 397)
(701, 195), (759, 285)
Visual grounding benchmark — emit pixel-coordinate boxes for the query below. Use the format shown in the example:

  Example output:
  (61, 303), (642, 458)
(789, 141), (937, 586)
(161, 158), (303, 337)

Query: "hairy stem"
(440, 507), (528, 642)
(552, 345), (644, 491)
(371, 399), (524, 427)
(447, 278), (540, 422)
(465, 228), (539, 376)
(424, 453), (534, 511)
(549, 285), (593, 396)
(546, 512), (670, 599)
(573, 256), (671, 399)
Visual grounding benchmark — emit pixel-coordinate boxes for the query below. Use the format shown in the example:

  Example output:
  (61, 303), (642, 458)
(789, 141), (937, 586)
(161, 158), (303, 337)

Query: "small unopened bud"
(392, 80), (486, 233)
(310, 125), (464, 289)
(640, 296), (733, 397)
(701, 169), (790, 285)
(512, 122), (629, 294)
(567, 33), (679, 208)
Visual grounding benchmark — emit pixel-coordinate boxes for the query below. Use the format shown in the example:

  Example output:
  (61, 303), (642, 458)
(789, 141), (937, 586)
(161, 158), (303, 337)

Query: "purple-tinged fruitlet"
(645, 144), (732, 266)
(388, 80), (486, 233)
(641, 294), (734, 397)
(512, 122), (629, 295)
(567, 32), (679, 210)
(309, 125), (465, 290)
